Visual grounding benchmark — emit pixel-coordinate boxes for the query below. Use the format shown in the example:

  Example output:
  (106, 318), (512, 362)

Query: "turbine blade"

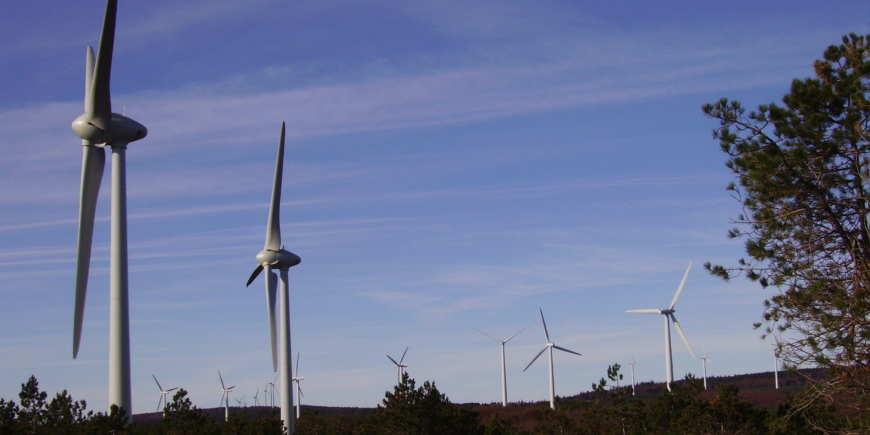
(669, 262), (693, 310)
(626, 309), (661, 314)
(156, 396), (162, 412)
(523, 347), (548, 372)
(553, 345), (582, 356)
(670, 314), (696, 359)
(246, 264), (264, 287)
(73, 144), (105, 359)
(475, 328), (501, 343)
(539, 308), (550, 342)
(387, 355), (399, 365)
(84, 46), (94, 111)
(264, 122), (285, 250)
(299, 386), (304, 398)
(152, 374), (163, 391)
(87, 0), (117, 129)
(504, 324), (530, 343)
(219, 371), (225, 389)
(167, 387), (178, 392)
(266, 267), (278, 371)
(295, 352), (300, 374)
(400, 346), (408, 364)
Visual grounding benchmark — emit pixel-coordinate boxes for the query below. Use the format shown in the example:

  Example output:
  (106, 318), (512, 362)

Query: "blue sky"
(1, 0), (867, 415)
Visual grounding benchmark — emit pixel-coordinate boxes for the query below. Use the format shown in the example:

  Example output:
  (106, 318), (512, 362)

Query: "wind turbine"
(253, 389), (260, 406)
(245, 123), (301, 434)
(218, 371), (234, 422)
(387, 347), (409, 385)
(269, 375), (278, 408)
(152, 375), (177, 416)
(629, 356), (637, 395)
(71, 0), (147, 421)
(292, 352), (304, 419)
(475, 326), (528, 407)
(701, 347), (711, 390)
(523, 309), (582, 410)
(774, 352), (779, 389)
(626, 263), (696, 391)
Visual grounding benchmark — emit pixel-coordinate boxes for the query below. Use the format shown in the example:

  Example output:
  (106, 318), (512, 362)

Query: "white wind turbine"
(292, 352), (304, 419)
(218, 371), (234, 422)
(387, 347), (409, 385)
(701, 347), (711, 390)
(245, 123), (301, 434)
(152, 375), (177, 416)
(71, 0), (147, 421)
(523, 309), (582, 410)
(629, 356), (637, 395)
(475, 326), (528, 407)
(253, 389), (260, 406)
(626, 263), (696, 391)
(774, 352), (779, 389)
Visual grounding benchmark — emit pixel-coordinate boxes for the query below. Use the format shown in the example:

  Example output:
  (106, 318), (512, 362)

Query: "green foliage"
(361, 371), (482, 435)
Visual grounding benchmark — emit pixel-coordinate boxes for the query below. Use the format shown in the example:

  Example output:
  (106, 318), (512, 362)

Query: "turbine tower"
(245, 123), (301, 434)
(292, 352), (304, 419)
(475, 326), (528, 407)
(387, 347), (409, 385)
(629, 356), (637, 395)
(218, 371), (234, 422)
(773, 352), (779, 389)
(701, 347), (711, 390)
(152, 375), (177, 416)
(523, 309), (582, 410)
(626, 263), (696, 391)
(71, 0), (147, 421)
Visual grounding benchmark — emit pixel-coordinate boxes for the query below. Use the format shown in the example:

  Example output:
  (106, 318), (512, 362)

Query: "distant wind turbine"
(152, 375), (177, 416)
(523, 309), (582, 410)
(701, 347), (711, 390)
(387, 347), (409, 385)
(292, 352), (304, 419)
(268, 375), (278, 408)
(774, 352), (779, 389)
(476, 325), (528, 407)
(218, 371), (234, 422)
(629, 356), (637, 395)
(253, 389), (260, 406)
(626, 263), (696, 391)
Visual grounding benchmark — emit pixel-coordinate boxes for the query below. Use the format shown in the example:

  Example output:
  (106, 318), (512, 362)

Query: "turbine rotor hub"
(661, 309), (674, 315)
(256, 248), (301, 270)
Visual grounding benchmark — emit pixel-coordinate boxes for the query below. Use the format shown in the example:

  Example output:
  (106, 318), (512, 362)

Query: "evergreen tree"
(704, 32), (870, 428)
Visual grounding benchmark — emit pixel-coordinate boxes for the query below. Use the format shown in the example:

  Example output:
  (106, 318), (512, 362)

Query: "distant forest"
(1, 365), (864, 434)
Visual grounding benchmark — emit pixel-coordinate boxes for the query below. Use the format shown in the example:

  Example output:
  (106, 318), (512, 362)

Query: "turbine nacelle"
(72, 112), (147, 146)
(255, 248), (301, 270)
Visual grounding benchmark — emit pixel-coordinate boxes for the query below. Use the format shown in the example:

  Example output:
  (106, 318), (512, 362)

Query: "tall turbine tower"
(71, 0), (147, 421)
(629, 356), (637, 395)
(475, 326), (528, 407)
(387, 347), (409, 384)
(292, 352), (304, 419)
(246, 123), (301, 434)
(626, 263), (696, 391)
(152, 375), (177, 416)
(523, 309), (582, 410)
